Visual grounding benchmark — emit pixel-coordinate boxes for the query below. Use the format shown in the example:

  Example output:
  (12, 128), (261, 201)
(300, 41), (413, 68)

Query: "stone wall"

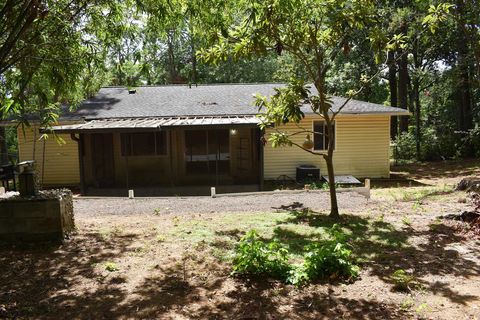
(0, 189), (75, 241)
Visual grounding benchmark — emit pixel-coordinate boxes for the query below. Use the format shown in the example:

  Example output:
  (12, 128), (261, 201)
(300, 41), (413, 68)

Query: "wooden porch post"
(258, 128), (265, 191)
(123, 134), (129, 190)
(169, 130), (174, 187)
(71, 133), (86, 194)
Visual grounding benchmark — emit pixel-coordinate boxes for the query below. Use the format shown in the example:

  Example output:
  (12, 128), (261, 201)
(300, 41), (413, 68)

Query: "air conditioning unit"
(296, 165), (320, 183)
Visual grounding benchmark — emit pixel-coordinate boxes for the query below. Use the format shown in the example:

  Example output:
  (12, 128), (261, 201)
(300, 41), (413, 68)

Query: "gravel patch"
(74, 190), (368, 216)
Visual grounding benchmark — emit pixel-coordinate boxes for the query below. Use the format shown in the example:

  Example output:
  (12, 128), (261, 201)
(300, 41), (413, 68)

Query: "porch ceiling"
(43, 115), (262, 133)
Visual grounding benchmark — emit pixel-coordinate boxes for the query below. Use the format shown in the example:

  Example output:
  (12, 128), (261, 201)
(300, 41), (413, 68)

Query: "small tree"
(201, 0), (382, 219)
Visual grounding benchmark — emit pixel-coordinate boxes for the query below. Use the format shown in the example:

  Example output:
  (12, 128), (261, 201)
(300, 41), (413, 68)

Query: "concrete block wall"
(0, 191), (75, 241)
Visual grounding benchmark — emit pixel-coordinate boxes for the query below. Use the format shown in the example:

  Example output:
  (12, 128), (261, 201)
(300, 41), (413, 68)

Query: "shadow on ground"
(392, 158), (480, 181)
(271, 203), (480, 305)
(1, 200), (479, 319)
(0, 230), (137, 319)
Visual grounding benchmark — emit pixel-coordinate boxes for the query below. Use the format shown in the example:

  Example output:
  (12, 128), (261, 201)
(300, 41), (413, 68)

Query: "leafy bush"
(462, 125), (480, 157)
(393, 126), (478, 161)
(287, 225), (359, 285)
(394, 131), (417, 160)
(302, 242), (359, 280)
(232, 225), (360, 285)
(232, 230), (291, 280)
(390, 269), (420, 292)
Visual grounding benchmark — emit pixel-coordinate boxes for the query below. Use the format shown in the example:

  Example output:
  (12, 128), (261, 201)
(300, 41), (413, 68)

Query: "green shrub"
(232, 225), (360, 286)
(232, 230), (291, 280)
(394, 128), (459, 161)
(288, 225), (359, 285)
(390, 269), (420, 292)
(462, 125), (480, 157)
(301, 242), (359, 281)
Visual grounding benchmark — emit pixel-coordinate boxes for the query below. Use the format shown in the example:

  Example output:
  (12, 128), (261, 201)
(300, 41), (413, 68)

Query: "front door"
(91, 133), (115, 187)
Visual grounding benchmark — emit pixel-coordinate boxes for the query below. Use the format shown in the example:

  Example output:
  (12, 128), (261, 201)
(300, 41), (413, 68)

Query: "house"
(7, 84), (409, 196)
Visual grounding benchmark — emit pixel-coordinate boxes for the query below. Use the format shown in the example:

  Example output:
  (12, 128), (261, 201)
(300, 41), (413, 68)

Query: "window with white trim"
(313, 121), (335, 151)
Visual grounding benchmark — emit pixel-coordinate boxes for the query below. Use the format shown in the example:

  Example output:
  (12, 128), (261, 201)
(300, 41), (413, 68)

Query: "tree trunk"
(413, 79), (421, 159)
(325, 153), (339, 219)
(398, 48), (409, 133)
(167, 30), (177, 84)
(456, 0), (473, 133)
(189, 20), (197, 85)
(315, 72), (339, 219)
(117, 48), (124, 85)
(0, 127), (8, 165)
(412, 44), (422, 160)
(324, 117), (339, 219)
(387, 50), (398, 140)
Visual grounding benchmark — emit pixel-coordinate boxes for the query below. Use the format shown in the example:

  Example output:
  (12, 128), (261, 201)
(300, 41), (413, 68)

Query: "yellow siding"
(264, 115), (391, 179)
(17, 125), (80, 186)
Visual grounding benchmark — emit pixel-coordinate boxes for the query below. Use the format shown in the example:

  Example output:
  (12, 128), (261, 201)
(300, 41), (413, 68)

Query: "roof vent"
(128, 89), (136, 94)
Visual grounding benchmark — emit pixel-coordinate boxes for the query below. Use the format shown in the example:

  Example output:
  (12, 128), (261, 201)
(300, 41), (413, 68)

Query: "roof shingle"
(62, 83), (409, 120)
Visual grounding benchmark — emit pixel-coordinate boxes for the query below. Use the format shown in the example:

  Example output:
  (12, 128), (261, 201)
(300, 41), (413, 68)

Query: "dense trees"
(1, 0), (479, 164)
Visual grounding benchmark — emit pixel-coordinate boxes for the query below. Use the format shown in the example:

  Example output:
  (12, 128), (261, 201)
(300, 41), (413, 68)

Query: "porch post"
(169, 130), (174, 187)
(258, 128), (264, 191)
(79, 134), (86, 194)
(71, 133), (86, 194)
(123, 134), (129, 190)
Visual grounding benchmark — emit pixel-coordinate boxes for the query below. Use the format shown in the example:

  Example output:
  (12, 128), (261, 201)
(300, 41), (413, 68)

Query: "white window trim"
(311, 120), (336, 152)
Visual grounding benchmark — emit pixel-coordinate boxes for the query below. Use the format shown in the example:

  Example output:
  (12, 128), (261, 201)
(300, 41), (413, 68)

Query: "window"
(313, 121), (335, 151)
(121, 132), (167, 156)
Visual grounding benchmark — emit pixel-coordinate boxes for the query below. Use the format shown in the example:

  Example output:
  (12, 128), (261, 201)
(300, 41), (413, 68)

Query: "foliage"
(462, 125), (480, 158)
(232, 230), (291, 280)
(389, 269), (420, 292)
(232, 225), (360, 286)
(394, 128), (458, 161)
(5, 126), (17, 163)
(287, 225), (359, 285)
(0, 0), (127, 129)
(104, 262), (120, 272)
(1, 0), (480, 167)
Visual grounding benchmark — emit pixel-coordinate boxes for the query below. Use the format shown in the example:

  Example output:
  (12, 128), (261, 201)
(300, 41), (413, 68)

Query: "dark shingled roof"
(61, 83), (409, 120)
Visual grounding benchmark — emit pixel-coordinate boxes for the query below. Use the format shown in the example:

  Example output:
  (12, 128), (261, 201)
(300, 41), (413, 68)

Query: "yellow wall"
(17, 125), (80, 186)
(263, 114), (391, 179)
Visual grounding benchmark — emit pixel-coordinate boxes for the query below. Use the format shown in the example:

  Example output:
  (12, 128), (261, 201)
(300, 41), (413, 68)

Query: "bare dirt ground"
(1, 159), (480, 320)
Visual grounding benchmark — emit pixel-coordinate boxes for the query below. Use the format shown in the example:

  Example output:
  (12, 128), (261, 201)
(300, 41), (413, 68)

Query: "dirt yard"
(1, 159), (480, 319)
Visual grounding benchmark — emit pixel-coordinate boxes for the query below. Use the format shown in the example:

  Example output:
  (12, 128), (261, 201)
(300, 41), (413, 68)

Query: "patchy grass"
(372, 184), (455, 202)
(156, 208), (412, 265)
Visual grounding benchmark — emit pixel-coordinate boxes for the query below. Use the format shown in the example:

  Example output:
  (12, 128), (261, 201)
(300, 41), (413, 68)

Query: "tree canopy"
(0, 0), (478, 164)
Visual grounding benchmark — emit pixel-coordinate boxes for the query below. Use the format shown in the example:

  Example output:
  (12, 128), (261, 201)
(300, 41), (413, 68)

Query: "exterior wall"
(17, 124), (80, 186)
(16, 115), (391, 189)
(263, 114), (391, 179)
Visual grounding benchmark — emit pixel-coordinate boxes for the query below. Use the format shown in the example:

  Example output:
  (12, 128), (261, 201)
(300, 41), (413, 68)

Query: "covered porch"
(50, 116), (264, 196)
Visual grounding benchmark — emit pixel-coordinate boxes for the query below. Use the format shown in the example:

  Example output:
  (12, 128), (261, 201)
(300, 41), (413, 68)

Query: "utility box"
(296, 165), (320, 183)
